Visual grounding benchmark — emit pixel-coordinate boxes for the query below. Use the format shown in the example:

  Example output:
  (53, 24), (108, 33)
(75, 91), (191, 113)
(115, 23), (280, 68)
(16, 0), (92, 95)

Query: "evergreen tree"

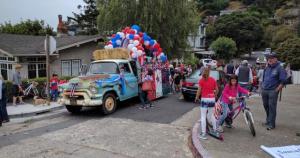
(69, 0), (99, 35)
(0, 20), (54, 36)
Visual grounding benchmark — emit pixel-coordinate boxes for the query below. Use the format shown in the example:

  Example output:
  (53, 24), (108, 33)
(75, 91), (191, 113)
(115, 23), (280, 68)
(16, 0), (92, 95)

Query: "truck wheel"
(102, 93), (117, 115)
(65, 105), (82, 114)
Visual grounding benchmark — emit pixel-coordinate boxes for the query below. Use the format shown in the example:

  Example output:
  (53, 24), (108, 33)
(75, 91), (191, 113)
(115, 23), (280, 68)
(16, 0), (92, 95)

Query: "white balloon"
(131, 47), (138, 53)
(126, 34), (130, 39)
(118, 32), (125, 39)
(137, 50), (143, 56)
(116, 39), (122, 46)
(131, 52), (137, 58)
(106, 44), (113, 49)
(144, 40), (150, 46)
(133, 40), (140, 46)
(127, 44), (134, 50)
(129, 40), (134, 44)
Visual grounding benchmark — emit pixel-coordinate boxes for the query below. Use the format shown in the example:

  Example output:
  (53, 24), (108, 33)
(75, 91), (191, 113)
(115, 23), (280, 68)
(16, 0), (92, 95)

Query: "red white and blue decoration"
(104, 25), (168, 65)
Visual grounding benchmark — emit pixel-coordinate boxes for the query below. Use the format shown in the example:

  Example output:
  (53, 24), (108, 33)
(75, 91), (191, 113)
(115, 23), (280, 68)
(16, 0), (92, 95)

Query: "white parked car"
(201, 58), (217, 68)
(263, 48), (271, 55)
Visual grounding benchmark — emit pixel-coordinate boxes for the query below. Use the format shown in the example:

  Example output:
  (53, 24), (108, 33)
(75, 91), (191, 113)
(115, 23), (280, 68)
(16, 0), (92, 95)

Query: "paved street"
(0, 94), (199, 158)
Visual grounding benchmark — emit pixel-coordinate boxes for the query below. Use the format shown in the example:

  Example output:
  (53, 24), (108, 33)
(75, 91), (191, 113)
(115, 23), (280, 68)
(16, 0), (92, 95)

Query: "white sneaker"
(217, 126), (224, 133)
(198, 133), (207, 140)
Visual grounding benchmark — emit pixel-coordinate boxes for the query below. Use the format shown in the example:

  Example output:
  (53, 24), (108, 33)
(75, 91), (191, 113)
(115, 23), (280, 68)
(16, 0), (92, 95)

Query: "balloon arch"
(104, 25), (168, 65)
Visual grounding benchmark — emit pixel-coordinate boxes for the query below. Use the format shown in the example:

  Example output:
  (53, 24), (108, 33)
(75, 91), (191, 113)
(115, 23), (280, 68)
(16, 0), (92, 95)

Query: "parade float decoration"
(101, 25), (171, 100)
(58, 25), (171, 115)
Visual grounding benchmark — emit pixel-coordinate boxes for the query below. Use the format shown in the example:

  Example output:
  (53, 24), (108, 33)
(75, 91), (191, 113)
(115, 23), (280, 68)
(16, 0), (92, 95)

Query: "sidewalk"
(192, 85), (300, 158)
(7, 102), (64, 118)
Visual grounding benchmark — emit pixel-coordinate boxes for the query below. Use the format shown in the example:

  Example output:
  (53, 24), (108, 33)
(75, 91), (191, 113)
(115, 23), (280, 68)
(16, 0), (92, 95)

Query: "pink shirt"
(221, 84), (249, 104)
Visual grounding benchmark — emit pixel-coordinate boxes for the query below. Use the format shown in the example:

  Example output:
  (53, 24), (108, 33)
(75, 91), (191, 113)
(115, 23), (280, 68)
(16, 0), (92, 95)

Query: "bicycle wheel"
(40, 88), (48, 99)
(244, 110), (256, 137)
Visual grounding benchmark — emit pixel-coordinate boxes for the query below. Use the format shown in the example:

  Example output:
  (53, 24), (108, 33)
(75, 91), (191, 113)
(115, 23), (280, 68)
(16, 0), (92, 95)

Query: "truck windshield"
(88, 62), (119, 75)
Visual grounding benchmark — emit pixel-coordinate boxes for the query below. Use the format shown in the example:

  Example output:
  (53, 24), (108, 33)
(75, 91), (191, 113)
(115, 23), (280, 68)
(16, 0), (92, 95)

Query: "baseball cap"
(266, 52), (277, 59)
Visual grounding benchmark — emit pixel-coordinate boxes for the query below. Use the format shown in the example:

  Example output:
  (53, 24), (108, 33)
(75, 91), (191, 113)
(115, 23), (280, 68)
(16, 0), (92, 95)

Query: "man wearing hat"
(261, 53), (286, 130)
(12, 64), (24, 106)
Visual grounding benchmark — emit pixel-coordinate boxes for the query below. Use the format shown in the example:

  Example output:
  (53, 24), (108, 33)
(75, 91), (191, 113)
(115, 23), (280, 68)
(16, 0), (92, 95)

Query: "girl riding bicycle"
(217, 75), (250, 132)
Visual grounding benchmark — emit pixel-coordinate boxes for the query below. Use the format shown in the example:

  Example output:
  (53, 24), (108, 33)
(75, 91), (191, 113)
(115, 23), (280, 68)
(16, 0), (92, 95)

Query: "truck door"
(119, 62), (138, 100)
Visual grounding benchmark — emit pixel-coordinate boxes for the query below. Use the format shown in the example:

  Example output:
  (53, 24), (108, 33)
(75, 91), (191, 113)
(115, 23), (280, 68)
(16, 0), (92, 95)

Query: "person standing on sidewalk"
(12, 64), (24, 106)
(262, 53), (286, 130)
(235, 60), (253, 91)
(195, 68), (219, 140)
(50, 74), (59, 101)
(257, 64), (265, 94)
(0, 75), (8, 123)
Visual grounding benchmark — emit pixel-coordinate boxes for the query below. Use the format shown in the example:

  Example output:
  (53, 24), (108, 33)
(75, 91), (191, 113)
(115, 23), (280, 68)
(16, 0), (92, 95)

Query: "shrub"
(276, 38), (300, 70)
(210, 36), (237, 61)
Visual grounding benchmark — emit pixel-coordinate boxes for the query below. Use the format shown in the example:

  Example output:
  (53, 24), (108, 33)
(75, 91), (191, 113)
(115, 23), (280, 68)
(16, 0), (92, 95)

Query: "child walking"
(195, 68), (219, 140)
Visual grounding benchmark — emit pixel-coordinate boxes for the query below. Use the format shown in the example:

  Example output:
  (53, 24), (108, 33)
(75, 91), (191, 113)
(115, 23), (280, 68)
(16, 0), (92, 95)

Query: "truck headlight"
(89, 86), (98, 94)
(58, 87), (64, 93)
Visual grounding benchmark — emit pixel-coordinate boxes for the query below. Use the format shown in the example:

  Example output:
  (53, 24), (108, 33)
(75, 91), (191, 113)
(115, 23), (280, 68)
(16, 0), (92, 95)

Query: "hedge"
(5, 76), (72, 102)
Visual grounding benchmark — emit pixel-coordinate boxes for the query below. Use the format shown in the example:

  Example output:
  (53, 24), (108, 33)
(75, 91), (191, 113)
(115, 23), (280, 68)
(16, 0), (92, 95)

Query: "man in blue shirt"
(262, 53), (286, 130)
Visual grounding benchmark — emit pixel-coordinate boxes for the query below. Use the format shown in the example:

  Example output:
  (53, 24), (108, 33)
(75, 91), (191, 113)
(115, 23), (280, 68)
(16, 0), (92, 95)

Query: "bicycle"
(226, 95), (256, 137)
(23, 81), (48, 99)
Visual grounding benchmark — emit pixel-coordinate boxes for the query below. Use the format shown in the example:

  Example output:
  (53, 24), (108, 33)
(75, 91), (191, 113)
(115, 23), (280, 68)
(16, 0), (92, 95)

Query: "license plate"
(70, 98), (77, 105)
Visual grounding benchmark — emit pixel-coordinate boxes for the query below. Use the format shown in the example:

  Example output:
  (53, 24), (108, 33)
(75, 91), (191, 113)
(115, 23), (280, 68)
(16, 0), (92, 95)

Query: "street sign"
(44, 36), (56, 54)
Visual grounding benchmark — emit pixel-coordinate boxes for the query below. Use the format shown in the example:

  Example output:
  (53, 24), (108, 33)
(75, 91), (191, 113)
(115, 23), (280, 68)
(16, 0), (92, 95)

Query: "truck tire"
(102, 93), (117, 115)
(66, 105), (82, 114)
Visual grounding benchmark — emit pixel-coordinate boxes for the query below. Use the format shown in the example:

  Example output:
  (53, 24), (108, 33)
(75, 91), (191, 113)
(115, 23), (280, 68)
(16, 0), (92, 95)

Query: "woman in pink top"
(195, 68), (219, 140)
(217, 75), (250, 132)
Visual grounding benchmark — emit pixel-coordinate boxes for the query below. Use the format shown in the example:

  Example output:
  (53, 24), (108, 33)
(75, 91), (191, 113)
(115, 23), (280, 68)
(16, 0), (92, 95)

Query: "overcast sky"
(0, 0), (85, 30)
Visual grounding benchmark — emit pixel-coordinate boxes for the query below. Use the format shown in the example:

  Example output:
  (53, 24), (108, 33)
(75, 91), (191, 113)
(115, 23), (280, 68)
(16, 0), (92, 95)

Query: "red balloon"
(111, 34), (116, 38)
(129, 29), (136, 34)
(139, 32), (144, 37)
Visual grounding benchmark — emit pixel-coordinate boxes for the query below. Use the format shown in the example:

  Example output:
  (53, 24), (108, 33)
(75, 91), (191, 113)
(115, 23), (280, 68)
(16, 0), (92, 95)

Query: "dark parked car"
(181, 69), (226, 101)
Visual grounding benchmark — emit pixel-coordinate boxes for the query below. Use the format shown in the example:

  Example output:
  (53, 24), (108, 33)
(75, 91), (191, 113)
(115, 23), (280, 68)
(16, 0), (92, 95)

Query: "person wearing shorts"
(12, 64), (24, 106)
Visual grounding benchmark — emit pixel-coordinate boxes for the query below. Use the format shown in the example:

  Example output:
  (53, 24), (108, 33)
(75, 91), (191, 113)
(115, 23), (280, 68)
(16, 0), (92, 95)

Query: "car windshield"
(88, 62), (119, 75)
(189, 69), (219, 81)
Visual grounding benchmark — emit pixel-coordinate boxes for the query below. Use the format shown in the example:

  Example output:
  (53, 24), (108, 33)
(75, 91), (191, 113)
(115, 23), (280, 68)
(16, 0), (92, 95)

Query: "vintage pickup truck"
(58, 49), (141, 114)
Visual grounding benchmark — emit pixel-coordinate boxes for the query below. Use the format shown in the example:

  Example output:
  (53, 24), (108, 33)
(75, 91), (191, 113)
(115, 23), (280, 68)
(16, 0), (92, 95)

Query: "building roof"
(0, 33), (103, 57)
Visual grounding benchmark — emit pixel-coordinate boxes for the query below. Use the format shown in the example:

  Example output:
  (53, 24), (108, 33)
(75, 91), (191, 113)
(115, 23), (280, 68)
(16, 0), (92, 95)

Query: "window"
(27, 63), (46, 79)
(61, 59), (81, 76)
(61, 60), (71, 76)
(88, 62), (118, 75)
(119, 63), (131, 73)
(28, 64), (37, 79)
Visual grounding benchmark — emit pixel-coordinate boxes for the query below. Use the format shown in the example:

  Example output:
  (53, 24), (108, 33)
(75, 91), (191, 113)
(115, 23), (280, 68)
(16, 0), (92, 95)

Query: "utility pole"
(45, 35), (50, 105)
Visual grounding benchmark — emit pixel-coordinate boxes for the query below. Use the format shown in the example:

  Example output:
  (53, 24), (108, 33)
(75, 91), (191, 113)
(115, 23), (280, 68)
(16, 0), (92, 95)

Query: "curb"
(191, 121), (212, 158)
(8, 105), (65, 119)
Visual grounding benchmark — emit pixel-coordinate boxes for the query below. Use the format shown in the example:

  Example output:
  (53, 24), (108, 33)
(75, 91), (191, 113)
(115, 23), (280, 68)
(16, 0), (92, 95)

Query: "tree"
(69, 0), (99, 35)
(0, 20), (54, 35)
(276, 38), (300, 70)
(210, 36), (237, 61)
(195, 0), (229, 16)
(96, 0), (200, 57)
(270, 25), (297, 49)
(212, 12), (264, 55)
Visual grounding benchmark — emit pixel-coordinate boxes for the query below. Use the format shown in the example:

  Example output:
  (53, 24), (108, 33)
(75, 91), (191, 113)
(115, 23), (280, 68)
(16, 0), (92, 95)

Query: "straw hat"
(15, 64), (22, 69)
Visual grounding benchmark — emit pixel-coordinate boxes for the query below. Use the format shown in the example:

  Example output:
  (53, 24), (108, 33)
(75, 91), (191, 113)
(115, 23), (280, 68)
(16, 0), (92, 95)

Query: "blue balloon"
(129, 34), (134, 40)
(115, 34), (121, 39)
(160, 55), (167, 62)
(131, 25), (141, 32)
(150, 40), (155, 46)
(112, 42), (118, 48)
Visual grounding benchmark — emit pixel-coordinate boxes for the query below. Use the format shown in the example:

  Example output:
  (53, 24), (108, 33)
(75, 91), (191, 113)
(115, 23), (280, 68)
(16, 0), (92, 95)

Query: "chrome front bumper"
(58, 91), (102, 106)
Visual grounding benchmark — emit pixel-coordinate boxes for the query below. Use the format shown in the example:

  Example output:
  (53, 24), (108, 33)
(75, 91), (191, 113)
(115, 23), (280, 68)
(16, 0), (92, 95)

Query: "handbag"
(142, 80), (153, 91)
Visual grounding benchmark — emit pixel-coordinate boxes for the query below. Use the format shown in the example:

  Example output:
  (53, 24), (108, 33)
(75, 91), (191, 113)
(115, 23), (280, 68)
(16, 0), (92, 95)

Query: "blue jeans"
(262, 89), (279, 128)
(51, 89), (58, 101)
(217, 102), (234, 126)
